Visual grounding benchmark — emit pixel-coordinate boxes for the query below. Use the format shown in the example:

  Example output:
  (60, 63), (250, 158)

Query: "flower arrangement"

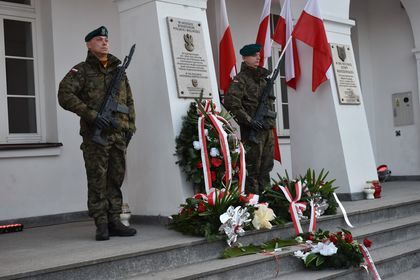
(169, 182), (275, 243)
(169, 184), (244, 239)
(294, 229), (370, 270)
(175, 101), (243, 193)
(261, 169), (338, 224)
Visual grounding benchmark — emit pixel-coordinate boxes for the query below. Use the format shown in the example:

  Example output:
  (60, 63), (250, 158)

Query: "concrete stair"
(129, 214), (420, 280)
(2, 181), (420, 280)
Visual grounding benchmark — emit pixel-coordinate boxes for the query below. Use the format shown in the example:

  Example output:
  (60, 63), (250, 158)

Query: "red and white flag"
(255, 0), (272, 67)
(292, 0), (332, 92)
(218, 0), (237, 92)
(272, 0), (301, 89)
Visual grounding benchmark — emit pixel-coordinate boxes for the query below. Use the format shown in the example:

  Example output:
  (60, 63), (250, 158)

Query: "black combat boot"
(95, 223), (110, 241)
(108, 220), (137, 236)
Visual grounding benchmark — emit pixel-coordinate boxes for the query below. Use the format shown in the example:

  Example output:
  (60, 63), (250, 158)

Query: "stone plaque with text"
(167, 17), (212, 99)
(331, 43), (361, 105)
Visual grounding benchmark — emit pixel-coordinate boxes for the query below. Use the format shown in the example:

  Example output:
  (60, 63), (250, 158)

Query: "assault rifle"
(247, 64), (279, 144)
(92, 44), (136, 146)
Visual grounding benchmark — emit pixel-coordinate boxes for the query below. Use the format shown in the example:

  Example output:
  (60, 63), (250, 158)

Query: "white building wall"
(351, 0), (420, 176)
(2, 0), (420, 221)
(0, 0), (122, 220)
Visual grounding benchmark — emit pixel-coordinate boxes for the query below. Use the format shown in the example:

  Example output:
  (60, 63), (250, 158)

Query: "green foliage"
(222, 238), (298, 259)
(298, 229), (364, 270)
(301, 169), (338, 215)
(169, 183), (251, 239)
(261, 170), (295, 223)
(261, 168), (339, 223)
(174, 102), (240, 193)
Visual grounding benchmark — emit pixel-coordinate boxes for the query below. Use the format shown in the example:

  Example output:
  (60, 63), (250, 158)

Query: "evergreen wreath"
(175, 101), (242, 193)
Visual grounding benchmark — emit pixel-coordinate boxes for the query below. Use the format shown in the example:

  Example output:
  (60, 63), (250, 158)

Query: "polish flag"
(218, 0), (237, 92)
(292, 0), (332, 92)
(272, 0), (301, 89)
(255, 0), (272, 67)
(273, 127), (282, 163)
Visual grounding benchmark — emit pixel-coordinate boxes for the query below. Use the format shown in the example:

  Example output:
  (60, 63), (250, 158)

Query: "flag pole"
(269, 35), (292, 80)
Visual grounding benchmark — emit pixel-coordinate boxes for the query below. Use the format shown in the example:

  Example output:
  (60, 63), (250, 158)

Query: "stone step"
(3, 206), (420, 280)
(278, 236), (420, 280)
(3, 184), (420, 280)
(128, 214), (420, 279)
(385, 265), (420, 280)
(350, 213), (420, 248)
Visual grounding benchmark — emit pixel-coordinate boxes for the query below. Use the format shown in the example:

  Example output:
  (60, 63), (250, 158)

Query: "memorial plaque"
(331, 43), (361, 105)
(167, 17), (212, 99)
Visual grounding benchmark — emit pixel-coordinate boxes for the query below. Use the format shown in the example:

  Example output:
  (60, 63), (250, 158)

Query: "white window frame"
(0, 1), (34, 10)
(270, 44), (290, 138)
(0, 0), (43, 144)
(269, 13), (290, 140)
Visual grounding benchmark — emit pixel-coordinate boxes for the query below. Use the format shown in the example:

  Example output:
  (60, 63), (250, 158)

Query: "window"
(0, 1), (41, 143)
(269, 14), (290, 137)
(1, 0), (31, 5)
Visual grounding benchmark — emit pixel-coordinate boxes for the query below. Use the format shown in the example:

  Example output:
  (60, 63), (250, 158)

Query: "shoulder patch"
(68, 67), (80, 76)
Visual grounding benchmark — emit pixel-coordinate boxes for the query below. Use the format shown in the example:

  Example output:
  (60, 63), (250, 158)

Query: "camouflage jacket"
(224, 62), (275, 129)
(58, 51), (136, 136)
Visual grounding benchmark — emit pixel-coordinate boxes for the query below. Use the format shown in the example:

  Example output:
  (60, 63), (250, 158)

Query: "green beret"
(84, 26), (108, 42)
(240, 44), (261, 56)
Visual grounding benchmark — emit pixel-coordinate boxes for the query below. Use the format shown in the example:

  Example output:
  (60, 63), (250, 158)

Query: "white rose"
(319, 242), (338, 256)
(193, 141), (201, 150)
(311, 241), (338, 256)
(294, 250), (310, 261)
(210, 147), (220, 157)
(252, 204), (275, 230)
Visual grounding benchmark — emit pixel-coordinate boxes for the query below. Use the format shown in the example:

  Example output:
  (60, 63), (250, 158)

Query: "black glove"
(125, 131), (133, 145)
(250, 119), (264, 131)
(95, 114), (110, 129)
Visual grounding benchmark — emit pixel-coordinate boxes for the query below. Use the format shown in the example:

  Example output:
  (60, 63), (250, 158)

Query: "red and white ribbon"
(194, 188), (221, 206)
(280, 181), (318, 234)
(280, 181), (304, 234)
(333, 193), (354, 228)
(208, 114), (232, 185)
(198, 116), (212, 193)
(359, 244), (381, 280)
(214, 115), (246, 194)
(195, 189), (257, 207)
(308, 199), (317, 233)
(237, 142), (246, 194)
(196, 100), (246, 194)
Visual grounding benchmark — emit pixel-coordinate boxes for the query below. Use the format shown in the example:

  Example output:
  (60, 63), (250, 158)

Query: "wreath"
(175, 101), (244, 193)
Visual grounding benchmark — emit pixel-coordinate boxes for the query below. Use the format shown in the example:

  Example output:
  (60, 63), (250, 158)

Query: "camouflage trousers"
(243, 129), (274, 194)
(81, 132), (127, 226)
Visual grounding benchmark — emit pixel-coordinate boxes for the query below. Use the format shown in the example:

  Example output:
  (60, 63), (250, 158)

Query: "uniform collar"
(240, 62), (271, 79)
(85, 51), (121, 72)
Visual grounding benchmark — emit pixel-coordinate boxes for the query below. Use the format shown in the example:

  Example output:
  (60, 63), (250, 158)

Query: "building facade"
(0, 0), (419, 221)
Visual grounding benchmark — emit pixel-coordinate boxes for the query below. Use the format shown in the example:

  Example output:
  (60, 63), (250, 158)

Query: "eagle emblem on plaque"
(191, 79), (198, 88)
(337, 45), (347, 62)
(184, 34), (194, 52)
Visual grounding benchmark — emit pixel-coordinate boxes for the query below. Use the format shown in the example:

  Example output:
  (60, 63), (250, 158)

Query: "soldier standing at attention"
(224, 44), (276, 194)
(58, 26), (136, 241)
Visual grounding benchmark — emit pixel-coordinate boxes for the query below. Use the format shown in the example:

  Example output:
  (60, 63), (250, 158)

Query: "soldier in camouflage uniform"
(224, 44), (275, 194)
(58, 26), (137, 241)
